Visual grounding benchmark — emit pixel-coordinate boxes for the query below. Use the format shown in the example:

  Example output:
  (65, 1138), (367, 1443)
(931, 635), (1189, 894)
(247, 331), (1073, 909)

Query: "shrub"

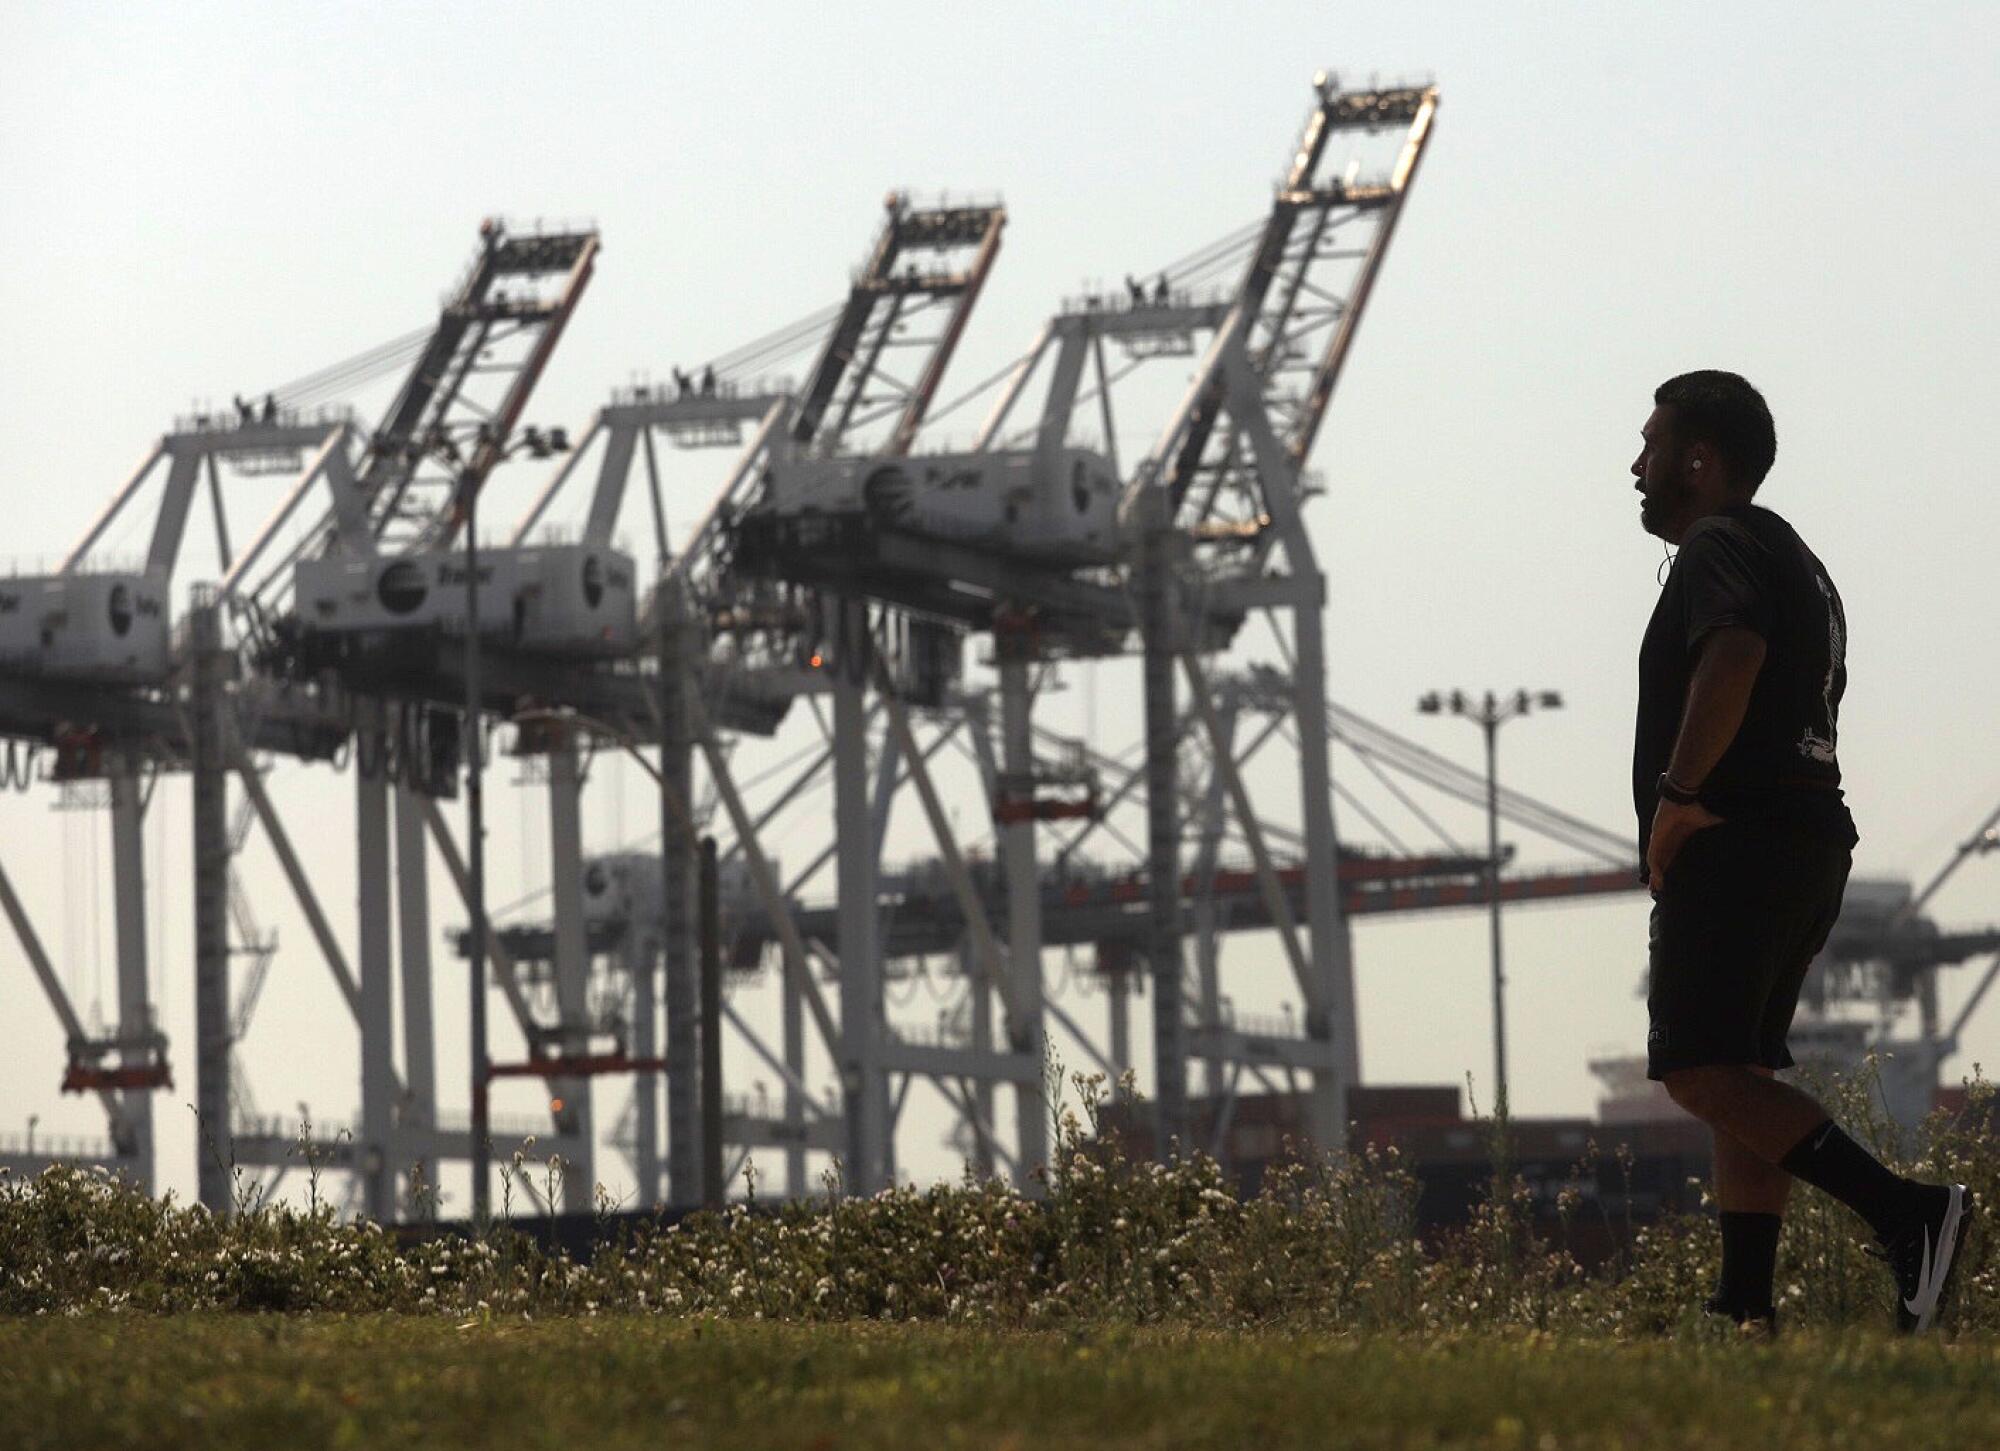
(1, 1064), (1991, 1335)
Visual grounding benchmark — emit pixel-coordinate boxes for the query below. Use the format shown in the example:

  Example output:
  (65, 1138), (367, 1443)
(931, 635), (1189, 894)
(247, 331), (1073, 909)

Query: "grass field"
(4, 1317), (1998, 1450)
(4, 1073), (1992, 1446)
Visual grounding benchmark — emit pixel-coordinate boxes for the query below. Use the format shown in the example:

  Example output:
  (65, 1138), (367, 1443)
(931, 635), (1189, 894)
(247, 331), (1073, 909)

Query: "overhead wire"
(263, 325), (435, 410)
(1341, 737), (1467, 857)
(705, 302), (846, 381)
(915, 344), (1044, 429)
(993, 350), (1150, 450)
(917, 217), (1265, 448)
(1154, 215), (1265, 281)
(1325, 700), (1633, 865)
(277, 343), (428, 409)
(1329, 775), (1408, 855)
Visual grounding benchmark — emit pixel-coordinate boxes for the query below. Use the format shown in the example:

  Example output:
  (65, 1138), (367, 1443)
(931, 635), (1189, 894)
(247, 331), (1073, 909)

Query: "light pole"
(454, 423), (566, 1222)
(1416, 687), (1563, 1114)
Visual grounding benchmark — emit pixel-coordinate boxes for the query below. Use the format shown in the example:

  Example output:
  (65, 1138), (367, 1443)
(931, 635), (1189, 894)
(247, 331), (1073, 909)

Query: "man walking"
(1631, 369), (1970, 1333)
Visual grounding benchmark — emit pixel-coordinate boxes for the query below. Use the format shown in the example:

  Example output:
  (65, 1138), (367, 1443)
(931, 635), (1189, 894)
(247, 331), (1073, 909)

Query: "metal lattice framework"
(0, 222), (598, 1207)
(485, 74), (1643, 1202)
(6, 71), (1993, 1214)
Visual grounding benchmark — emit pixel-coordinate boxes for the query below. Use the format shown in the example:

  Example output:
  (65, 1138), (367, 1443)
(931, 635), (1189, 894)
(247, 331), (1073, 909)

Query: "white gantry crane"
(31, 73), (1957, 1217)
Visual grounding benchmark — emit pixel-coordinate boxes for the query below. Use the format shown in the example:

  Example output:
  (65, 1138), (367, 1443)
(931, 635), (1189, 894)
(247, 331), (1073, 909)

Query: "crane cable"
(704, 302), (846, 383)
(261, 325), (436, 410)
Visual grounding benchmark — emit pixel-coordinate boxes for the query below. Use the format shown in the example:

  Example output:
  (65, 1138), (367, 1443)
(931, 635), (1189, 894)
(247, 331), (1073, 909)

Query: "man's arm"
(1647, 625), (1767, 888)
(1665, 626), (1767, 790)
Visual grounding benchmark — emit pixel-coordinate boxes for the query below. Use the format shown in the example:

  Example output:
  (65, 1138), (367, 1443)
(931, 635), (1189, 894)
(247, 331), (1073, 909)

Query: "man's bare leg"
(1664, 1062), (1946, 1253)
(1697, 1067), (1792, 1325)
(1711, 1067), (1792, 1215)
(1662, 1064), (1826, 1163)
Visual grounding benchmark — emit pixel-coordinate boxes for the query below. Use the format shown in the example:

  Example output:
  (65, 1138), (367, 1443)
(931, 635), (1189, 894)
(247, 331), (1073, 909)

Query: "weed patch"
(1, 1065), (1993, 1335)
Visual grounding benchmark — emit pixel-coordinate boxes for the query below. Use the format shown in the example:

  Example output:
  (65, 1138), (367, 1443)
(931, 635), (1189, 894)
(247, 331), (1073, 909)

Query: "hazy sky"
(3, 2), (1997, 1208)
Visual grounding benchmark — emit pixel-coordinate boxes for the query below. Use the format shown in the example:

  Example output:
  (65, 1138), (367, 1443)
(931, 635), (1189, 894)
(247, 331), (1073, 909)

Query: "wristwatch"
(1656, 772), (1703, 806)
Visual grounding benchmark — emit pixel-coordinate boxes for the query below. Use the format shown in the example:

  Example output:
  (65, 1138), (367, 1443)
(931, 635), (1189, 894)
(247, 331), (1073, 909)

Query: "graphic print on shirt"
(1797, 572), (1843, 763)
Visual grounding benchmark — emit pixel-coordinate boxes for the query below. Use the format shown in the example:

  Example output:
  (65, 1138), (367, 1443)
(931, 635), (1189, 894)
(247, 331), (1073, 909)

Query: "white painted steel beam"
(1182, 645), (1320, 1017)
(546, 740), (597, 1210)
(109, 762), (155, 1189)
(355, 721), (396, 1222)
(417, 795), (540, 1045)
(869, 653), (1021, 1023)
(0, 855), (126, 1140)
(62, 438), (167, 572)
(998, 660), (1048, 1183)
(215, 425), (355, 603)
(234, 751), (362, 1020)
(393, 787), (437, 1136)
(687, 693), (841, 1058)
(831, 608), (888, 1192)
(509, 413), (605, 545)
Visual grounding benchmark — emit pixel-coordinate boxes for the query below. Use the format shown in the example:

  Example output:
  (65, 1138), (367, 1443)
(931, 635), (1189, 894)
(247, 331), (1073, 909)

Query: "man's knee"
(1663, 1065), (1752, 1122)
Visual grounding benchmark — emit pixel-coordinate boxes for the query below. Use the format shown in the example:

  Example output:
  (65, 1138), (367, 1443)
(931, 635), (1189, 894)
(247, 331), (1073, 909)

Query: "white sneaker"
(1876, 1183), (1972, 1334)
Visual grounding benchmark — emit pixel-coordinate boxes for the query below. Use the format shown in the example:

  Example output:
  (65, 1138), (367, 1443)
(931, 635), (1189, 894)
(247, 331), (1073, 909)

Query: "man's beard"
(1639, 475), (1693, 538)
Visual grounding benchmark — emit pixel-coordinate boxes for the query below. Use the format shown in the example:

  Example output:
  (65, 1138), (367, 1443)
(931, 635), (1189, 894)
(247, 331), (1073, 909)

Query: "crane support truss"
(20, 74), (1978, 1219)
(0, 223), (595, 1204)
(490, 76), (1463, 1194)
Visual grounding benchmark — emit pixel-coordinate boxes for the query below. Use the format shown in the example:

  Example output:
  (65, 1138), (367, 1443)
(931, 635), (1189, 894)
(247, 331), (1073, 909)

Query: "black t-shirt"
(1633, 503), (1858, 859)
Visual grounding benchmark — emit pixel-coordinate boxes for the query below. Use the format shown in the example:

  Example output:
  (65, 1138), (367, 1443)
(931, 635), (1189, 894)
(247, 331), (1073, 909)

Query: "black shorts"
(1645, 817), (1851, 1080)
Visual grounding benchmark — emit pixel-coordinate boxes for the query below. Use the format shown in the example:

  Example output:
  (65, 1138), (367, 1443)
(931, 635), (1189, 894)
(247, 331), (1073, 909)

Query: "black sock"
(1778, 1118), (1925, 1241)
(1715, 1211), (1782, 1315)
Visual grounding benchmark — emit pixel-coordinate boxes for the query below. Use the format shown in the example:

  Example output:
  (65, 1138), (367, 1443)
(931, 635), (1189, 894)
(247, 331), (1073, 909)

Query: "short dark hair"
(1653, 370), (1777, 494)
